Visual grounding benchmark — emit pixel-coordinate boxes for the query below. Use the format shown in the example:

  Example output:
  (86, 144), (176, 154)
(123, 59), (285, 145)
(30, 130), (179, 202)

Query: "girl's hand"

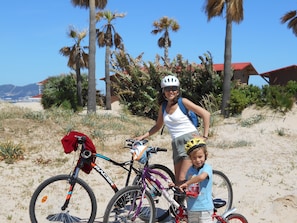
(168, 181), (175, 188)
(179, 183), (188, 191)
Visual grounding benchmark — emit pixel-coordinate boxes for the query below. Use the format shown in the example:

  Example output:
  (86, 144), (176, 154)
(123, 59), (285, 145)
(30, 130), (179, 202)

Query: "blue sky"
(1, 0), (296, 93)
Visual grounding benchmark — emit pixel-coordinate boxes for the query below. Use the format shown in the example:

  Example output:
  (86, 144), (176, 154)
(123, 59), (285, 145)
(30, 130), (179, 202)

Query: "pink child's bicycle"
(103, 140), (248, 223)
(173, 188), (248, 223)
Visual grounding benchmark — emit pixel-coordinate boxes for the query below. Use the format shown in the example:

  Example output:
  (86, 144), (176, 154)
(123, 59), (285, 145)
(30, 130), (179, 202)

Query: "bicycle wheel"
(212, 170), (233, 213)
(224, 213), (248, 223)
(132, 164), (175, 222)
(29, 174), (97, 223)
(103, 185), (156, 223)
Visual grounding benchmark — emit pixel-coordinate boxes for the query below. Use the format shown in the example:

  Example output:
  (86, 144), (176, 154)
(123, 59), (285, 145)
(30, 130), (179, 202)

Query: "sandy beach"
(0, 101), (296, 222)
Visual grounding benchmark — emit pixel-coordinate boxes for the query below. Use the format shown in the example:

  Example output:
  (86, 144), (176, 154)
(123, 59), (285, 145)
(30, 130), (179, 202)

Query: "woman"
(135, 75), (210, 185)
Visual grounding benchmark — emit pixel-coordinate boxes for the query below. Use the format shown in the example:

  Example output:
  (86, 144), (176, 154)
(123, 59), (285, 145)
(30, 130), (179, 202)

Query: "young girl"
(180, 138), (214, 223)
(135, 75), (211, 186)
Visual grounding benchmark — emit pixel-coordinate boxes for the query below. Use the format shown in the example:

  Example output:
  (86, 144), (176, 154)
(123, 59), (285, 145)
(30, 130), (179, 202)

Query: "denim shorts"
(171, 131), (199, 164)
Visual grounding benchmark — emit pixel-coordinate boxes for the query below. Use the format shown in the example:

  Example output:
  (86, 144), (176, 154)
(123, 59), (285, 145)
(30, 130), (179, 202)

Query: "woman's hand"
(134, 135), (145, 141)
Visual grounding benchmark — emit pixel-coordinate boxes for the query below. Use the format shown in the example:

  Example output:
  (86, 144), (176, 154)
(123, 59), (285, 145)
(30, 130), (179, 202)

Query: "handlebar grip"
(157, 147), (167, 152)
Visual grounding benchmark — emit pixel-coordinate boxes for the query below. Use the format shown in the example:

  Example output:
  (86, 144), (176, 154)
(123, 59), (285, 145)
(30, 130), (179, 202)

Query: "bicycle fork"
(161, 188), (188, 223)
(61, 169), (80, 211)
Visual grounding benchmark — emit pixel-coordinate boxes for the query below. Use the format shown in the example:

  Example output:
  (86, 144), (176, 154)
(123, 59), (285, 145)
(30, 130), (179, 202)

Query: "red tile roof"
(213, 62), (257, 73)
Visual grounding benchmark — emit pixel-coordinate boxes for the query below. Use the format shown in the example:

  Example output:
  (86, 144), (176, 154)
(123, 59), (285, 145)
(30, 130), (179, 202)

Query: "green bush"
(110, 51), (223, 119)
(228, 84), (262, 115)
(110, 50), (295, 119)
(258, 85), (294, 112)
(41, 74), (89, 111)
(285, 80), (297, 99)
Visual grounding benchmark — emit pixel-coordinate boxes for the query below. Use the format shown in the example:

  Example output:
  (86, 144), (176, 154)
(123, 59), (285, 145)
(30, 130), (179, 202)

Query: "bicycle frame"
(63, 141), (142, 210)
(141, 164), (180, 208)
(92, 153), (140, 190)
(136, 152), (237, 223)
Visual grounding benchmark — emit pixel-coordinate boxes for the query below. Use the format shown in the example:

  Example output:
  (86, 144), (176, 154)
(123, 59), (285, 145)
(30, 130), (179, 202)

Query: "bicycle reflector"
(130, 141), (150, 164)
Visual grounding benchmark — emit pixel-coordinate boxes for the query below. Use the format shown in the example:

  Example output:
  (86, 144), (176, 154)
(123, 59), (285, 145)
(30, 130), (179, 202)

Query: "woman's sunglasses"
(164, 86), (179, 92)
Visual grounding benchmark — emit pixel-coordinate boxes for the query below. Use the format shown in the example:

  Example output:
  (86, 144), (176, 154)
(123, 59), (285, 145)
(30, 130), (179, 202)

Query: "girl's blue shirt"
(186, 163), (214, 212)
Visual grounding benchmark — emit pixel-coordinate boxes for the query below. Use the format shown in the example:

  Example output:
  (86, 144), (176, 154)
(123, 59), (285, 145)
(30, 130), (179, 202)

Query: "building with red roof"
(259, 65), (297, 86)
(212, 62), (259, 85)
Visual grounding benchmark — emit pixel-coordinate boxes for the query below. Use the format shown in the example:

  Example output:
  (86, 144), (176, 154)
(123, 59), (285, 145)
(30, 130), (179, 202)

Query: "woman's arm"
(182, 98), (211, 139)
(134, 105), (164, 140)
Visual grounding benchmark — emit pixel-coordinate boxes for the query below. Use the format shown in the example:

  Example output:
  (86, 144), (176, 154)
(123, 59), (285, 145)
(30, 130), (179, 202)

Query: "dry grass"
(1, 101), (297, 223)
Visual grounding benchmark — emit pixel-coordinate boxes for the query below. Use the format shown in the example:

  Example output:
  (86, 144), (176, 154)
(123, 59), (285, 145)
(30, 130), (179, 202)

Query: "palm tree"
(71, 0), (107, 113)
(204, 0), (243, 117)
(59, 26), (88, 107)
(281, 10), (297, 37)
(96, 10), (125, 110)
(151, 16), (180, 65)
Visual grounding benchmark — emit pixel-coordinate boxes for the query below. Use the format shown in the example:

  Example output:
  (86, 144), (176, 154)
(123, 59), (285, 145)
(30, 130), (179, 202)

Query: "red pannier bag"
(61, 131), (96, 174)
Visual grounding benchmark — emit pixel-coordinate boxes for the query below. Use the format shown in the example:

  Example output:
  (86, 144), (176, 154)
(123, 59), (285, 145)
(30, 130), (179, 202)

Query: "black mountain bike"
(29, 134), (174, 223)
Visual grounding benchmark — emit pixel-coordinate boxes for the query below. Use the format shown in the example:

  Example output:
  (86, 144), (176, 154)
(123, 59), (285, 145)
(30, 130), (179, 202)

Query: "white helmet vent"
(161, 75), (180, 88)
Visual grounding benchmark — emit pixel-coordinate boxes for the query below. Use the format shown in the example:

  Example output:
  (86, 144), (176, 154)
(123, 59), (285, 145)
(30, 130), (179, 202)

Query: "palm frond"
(227, 0), (244, 23)
(205, 0), (225, 19)
(288, 17), (297, 36)
(114, 33), (123, 48)
(281, 10), (297, 37)
(59, 47), (71, 56)
(158, 37), (165, 48)
(71, 0), (107, 10)
(97, 31), (105, 47)
(281, 10), (297, 23)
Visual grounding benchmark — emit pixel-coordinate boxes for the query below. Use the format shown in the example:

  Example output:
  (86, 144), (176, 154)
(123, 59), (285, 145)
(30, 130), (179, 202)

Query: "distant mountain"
(0, 83), (39, 101)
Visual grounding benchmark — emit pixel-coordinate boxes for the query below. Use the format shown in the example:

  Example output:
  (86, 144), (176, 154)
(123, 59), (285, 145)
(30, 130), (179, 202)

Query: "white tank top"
(163, 106), (197, 139)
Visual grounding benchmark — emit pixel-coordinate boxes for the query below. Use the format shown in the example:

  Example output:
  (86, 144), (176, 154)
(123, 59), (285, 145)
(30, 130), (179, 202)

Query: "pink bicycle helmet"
(161, 75), (180, 88)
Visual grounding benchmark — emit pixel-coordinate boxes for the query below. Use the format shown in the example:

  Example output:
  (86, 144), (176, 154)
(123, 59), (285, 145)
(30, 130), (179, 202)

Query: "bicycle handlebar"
(148, 147), (167, 153)
(124, 139), (167, 154)
(75, 135), (87, 144)
(124, 139), (148, 148)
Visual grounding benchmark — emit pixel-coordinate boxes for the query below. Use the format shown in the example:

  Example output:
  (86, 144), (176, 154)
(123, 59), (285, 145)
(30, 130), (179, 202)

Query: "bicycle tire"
(132, 164), (175, 222)
(212, 170), (233, 213)
(29, 174), (97, 223)
(103, 185), (156, 223)
(224, 213), (248, 223)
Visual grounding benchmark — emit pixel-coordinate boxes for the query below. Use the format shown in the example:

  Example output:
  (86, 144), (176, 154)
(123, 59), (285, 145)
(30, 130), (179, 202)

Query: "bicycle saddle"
(213, 198), (226, 209)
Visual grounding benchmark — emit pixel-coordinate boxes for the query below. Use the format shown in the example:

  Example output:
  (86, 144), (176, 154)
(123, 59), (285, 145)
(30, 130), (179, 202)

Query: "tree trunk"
(164, 31), (169, 65)
(221, 16), (232, 117)
(75, 48), (83, 107)
(87, 0), (97, 113)
(105, 45), (112, 110)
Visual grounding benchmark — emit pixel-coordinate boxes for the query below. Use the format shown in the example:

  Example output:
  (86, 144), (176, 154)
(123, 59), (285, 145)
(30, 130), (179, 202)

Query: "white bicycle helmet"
(161, 75), (180, 88)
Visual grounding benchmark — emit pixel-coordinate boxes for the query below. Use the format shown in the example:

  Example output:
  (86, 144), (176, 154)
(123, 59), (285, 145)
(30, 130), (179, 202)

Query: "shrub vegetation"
(40, 51), (297, 118)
